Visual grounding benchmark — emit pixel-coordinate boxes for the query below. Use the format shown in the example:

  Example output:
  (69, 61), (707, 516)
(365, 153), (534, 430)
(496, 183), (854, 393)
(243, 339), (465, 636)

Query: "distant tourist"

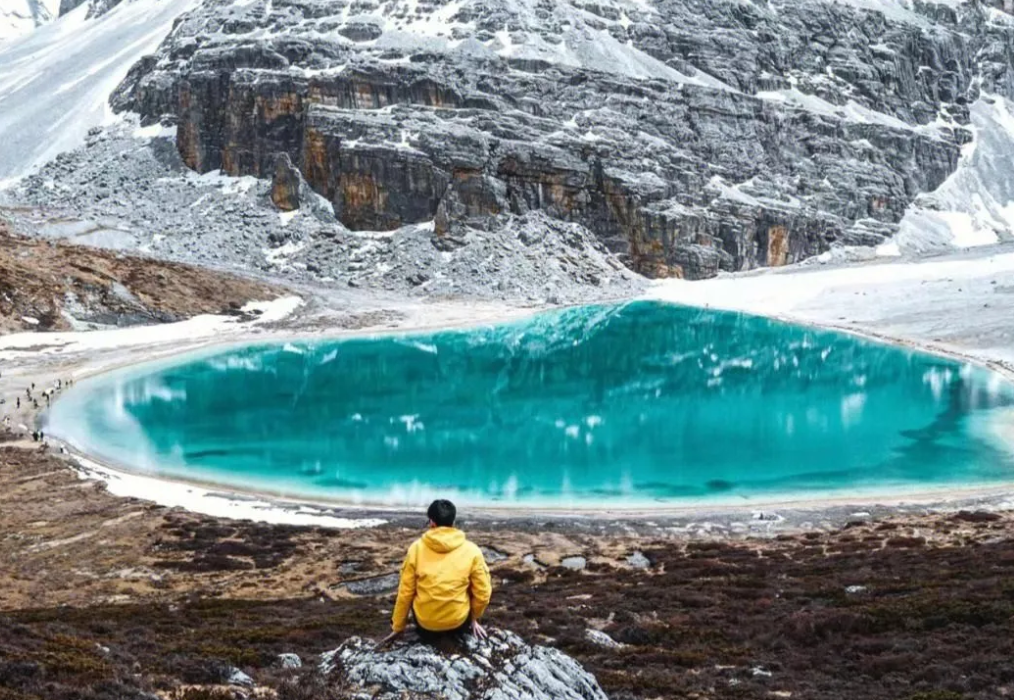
(383, 499), (492, 646)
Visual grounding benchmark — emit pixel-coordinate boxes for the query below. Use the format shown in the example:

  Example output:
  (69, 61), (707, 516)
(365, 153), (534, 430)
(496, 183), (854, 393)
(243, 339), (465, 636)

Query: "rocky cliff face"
(112, 0), (1014, 279)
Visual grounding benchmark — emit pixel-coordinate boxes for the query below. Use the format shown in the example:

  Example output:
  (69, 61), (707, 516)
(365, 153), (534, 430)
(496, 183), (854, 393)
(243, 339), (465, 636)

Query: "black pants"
(414, 614), (470, 644)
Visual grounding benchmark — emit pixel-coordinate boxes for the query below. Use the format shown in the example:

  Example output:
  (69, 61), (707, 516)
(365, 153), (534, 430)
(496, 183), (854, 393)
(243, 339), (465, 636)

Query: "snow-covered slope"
(0, 0), (195, 185)
(884, 96), (1014, 256)
(0, 0), (60, 43)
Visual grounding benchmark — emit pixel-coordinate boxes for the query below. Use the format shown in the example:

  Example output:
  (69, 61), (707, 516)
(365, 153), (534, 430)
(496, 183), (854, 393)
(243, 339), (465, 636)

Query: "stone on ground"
(320, 628), (608, 700)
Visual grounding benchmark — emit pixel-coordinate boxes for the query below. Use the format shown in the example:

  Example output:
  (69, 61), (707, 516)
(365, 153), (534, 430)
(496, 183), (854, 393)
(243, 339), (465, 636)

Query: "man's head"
(427, 499), (456, 528)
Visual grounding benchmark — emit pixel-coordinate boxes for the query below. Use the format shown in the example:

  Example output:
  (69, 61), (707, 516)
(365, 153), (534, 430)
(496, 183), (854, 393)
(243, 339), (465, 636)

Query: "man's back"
(392, 526), (492, 633)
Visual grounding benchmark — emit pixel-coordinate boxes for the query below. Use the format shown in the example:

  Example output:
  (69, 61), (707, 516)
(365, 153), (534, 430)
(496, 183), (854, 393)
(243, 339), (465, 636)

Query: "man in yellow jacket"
(384, 499), (492, 643)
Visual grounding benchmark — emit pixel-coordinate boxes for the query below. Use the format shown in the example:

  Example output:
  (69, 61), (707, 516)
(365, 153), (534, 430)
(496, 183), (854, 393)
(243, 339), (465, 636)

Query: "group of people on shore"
(0, 374), (73, 439)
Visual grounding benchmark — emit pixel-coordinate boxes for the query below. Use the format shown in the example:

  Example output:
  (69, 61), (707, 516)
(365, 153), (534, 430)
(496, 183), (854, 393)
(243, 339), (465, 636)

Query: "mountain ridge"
(106, 0), (1014, 278)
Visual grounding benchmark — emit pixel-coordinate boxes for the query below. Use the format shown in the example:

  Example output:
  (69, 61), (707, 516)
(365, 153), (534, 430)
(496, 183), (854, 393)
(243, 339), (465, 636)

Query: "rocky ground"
(3, 435), (1014, 700)
(0, 224), (284, 333)
(1, 120), (645, 306)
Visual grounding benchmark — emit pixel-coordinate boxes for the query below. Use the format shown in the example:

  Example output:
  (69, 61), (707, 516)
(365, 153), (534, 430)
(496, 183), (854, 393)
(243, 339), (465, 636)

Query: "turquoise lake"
(48, 301), (1014, 507)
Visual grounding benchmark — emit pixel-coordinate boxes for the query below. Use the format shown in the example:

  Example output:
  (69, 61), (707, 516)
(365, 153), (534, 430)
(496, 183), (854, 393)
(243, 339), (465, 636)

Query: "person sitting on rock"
(383, 499), (492, 646)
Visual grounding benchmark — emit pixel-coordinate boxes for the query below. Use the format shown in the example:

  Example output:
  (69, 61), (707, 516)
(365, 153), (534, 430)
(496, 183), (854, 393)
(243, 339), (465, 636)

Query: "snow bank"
(0, 0), (196, 182)
(886, 96), (1014, 256)
(71, 455), (388, 528)
(0, 296), (303, 361)
(647, 251), (1014, 316)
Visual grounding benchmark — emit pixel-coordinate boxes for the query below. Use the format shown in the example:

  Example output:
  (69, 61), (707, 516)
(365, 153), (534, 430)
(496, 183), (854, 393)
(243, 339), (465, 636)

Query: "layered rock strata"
(113, 0), (1014, 278)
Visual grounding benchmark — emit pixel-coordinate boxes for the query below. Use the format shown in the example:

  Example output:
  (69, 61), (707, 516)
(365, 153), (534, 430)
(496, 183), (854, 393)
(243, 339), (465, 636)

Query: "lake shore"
(6, 242), (1014, 699)
(4, 243), (1014, 527)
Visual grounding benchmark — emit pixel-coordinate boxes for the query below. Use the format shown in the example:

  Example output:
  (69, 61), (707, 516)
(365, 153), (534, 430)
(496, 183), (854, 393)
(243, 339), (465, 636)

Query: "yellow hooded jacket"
(391, 527), (492, 633)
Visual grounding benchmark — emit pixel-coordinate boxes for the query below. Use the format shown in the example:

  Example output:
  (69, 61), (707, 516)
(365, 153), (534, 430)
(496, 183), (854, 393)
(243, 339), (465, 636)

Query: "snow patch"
(756, 87), (928, 134)
(195, 169), (260, 195)
(0, 296), (304, 361)
(648, 252), (1014, 316)
(70, 455), (387, 529)
(264, 239), (306, 264)
(0, 0), (61, 43)
(371, 0), (728, 87)
(132, 122), (175, 139)
(889, 96), (1014, 255)
(829, 0), (961, 27)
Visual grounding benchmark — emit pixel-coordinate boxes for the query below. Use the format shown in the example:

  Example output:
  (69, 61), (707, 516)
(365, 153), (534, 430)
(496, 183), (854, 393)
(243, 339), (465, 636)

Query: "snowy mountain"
(0, 0), (194, 186)
(0, 0), (135, 42)
(6, 0), (1014, 285)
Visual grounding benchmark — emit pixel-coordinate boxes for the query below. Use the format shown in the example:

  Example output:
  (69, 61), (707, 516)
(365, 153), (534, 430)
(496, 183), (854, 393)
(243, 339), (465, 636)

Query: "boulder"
(320, 629), (608, 700)
(227, 667), (254, 687)
(561, 556), (587, 571)
(277, 653), (302, 669)
(626, 551), (651, 569)
(585, 629), (627, 650)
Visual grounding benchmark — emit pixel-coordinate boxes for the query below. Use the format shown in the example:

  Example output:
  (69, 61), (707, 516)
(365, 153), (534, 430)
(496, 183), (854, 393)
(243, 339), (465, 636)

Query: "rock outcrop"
(57, 0), (124, 20)
(320, 629), (608, 700)
(270, 152), (302, 212)
(112, 0), (1014, 278)
(9, 121), (644, 303)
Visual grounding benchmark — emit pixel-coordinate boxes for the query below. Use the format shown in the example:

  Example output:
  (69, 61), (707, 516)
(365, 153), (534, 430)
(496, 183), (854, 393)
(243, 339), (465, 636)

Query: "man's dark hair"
(427, 499), (456, 527)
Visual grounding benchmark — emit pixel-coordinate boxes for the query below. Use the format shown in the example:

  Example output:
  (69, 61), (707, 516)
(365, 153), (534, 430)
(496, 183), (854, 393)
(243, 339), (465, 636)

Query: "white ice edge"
(58, 414), (1014, 514)
(0, 293), (395, 527)
(69, 454), (387, 529)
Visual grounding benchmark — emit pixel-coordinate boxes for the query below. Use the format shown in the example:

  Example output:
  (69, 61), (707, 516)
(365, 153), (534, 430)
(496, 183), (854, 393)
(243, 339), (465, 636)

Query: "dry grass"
(3, 443), (1014, 698)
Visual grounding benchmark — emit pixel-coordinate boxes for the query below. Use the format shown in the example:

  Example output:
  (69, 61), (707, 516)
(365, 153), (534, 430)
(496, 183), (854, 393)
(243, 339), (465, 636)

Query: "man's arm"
(391, 543), (418, 633)
(468, 548), (492, 621)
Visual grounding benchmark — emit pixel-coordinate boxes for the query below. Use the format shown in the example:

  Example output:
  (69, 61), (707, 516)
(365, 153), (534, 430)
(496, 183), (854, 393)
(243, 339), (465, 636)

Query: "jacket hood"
(422, 527), (466, 553)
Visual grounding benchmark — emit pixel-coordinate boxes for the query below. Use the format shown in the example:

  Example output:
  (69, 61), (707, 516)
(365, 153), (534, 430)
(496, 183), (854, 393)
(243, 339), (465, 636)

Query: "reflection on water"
(48, 301), (1014, 506)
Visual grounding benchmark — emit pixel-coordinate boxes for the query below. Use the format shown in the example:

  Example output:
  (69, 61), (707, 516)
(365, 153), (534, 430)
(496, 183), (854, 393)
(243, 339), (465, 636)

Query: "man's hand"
(471, 619), (488, 640)
(378, 629), (403, 649)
